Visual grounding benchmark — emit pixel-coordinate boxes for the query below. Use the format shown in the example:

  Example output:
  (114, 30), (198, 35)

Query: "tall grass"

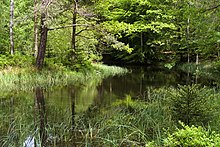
(71, 85), (220, 146)
(73, 92), (175, 146)
(92, 63), (129, 78)
(1, 84), (220, 146)
(0, 64), (128, 92)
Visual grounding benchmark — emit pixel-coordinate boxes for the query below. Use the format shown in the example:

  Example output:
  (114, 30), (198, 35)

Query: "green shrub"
(164, 122), (220, 146)
(0, 53), (33, 68)
(169, 84), (216, 126)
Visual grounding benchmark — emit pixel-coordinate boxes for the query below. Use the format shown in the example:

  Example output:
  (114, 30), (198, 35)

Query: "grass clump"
(75, 93), (174, 146)
(74, 84), (220, 146)
(92, 63), (128, 78)
(0, 63), (128, 92)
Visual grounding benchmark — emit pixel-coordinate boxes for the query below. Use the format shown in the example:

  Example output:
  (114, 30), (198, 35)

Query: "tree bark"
(33, 0), (39, 57)
(71, 0), (77, 61)
(10, 0), (14, 55)
(196, 53), (199, 65)
(36, 0), (48, 70)
(140, 32), (143, 54)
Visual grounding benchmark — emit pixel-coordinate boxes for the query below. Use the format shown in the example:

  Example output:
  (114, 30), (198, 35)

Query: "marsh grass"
(0, 64), (128, 92)
(1, 84), (220, 146)
(71, 85), (220, 146)
(73, 93), (175, 146)
(0, 103), (74, 147)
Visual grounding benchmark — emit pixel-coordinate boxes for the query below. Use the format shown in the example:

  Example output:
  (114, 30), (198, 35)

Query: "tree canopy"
(0, 0), (220, 68)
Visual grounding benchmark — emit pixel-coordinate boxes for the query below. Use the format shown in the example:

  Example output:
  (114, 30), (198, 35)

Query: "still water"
(0, 66), (217, 146)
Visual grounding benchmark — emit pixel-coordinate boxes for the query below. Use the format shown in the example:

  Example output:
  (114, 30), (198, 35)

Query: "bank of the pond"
(0, 64), (128, 92)
(2, 65), (220, 146)
(179, 62), (220, 81)
(72, 85), (220, 146)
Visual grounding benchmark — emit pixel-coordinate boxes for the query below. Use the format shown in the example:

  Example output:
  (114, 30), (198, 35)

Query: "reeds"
(1, 85), (220, 146)
(0, 64), (128, 92)
(73, 93), (175, 146)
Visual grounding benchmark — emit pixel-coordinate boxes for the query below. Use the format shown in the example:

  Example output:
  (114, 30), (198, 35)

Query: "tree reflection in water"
(35, 87), (47, 146)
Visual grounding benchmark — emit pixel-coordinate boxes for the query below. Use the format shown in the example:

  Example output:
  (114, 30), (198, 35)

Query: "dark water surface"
(0, 66), (217, 146)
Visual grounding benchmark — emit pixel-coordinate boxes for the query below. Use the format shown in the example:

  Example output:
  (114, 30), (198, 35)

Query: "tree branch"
(202, 4), (220, 12)
(77, 34), (93, 40)
(75, 27), (89, 36)
(48, 24), (90, 31)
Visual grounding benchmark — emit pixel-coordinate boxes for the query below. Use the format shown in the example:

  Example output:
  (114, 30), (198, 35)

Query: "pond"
(0, 66), (219, 146)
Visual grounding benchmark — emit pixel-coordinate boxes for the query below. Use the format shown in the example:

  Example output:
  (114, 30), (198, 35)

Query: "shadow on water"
(0, 66), (220, 146)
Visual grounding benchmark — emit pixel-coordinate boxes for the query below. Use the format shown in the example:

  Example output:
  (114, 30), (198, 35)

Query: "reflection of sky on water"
(23, 136), (34, 147)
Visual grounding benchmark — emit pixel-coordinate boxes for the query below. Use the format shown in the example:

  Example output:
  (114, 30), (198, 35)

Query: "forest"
(1, 0), (220, 146)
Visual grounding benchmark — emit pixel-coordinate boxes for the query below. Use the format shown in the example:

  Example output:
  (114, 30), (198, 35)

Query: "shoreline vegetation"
(2, 63), (220, 146)
(179, 61), (220, 83)
(0, 63), (128, 92)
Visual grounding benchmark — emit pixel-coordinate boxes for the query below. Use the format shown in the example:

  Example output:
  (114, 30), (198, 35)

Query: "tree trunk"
(196, 53), (199, 65)
(186, 17), (190, 63)
(33, 0), (39, 57)
(36, 0), (48, 70)
(140, 32), (143, 54)
(10, 0), (14, 55)
(71, 0), (77, 61)
(218, 44), (220, 60)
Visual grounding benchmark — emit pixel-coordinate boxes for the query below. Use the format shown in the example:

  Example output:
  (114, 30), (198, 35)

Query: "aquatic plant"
(0, 64), (128, 92)
(1, 84), (220, 146)
(74, 93), (174, 146)
(74, 85), (220, 146)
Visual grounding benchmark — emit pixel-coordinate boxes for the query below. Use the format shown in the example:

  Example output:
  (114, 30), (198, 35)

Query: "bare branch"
(76, 27), (89, 35)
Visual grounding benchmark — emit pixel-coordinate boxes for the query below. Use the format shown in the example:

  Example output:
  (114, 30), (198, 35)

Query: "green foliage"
(164, 122), (220, 146)
(169, 84), (216, 126)
(0, 1), (10, 54)
(93, 0), (220, 64)
(164, 62), (176, 69)
(0, 54), (33, 68)
(94, 0), (177, 63)
(1, 0), (220, 67)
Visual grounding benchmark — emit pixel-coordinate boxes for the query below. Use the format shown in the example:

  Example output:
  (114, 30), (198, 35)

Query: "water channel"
(0, 66), (219, 146)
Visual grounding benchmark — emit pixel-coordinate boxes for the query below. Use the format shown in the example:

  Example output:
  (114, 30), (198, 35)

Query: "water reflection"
(0, 66), (219, 146)
(35, 87), (47, 146)
(98, 66), (184, 100)
(68, 86), (75, 130)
